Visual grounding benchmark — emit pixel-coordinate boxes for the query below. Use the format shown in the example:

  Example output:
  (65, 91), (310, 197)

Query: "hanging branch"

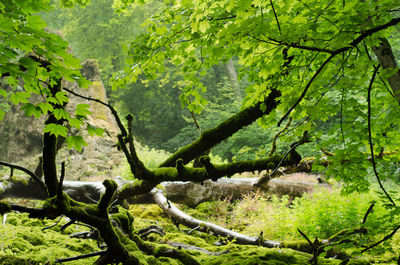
(362, 203), (375, 224)
(277, 17), (400, 127)
(268, 117), (292, 157)
(278, 53), (336, 126)
(0, 161), (47, 194)
(361, 224), (400, 253)
(63, 87), (128, 137)
(367, 64), (396, 207)
(269, 0), (282, 35)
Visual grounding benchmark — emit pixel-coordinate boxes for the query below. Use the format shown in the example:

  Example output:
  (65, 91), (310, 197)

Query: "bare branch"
(278, 53), (336, 126)
(362, 224), (400, 253)
(0, 161), (47, 194)
(269, 0), (282, 35)
(367, 64), (396, 207)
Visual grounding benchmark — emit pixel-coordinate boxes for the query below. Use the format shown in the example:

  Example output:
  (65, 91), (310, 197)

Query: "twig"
(190, 111), (202, 134)
(367, 64), (396, 207)
(63, 87), (128, 137)
(61, 220), (75, 232)
(269, 0), (282, 35)
(42, 215), (64, 231)
(361, 224), (400, 253)
(269, 117), (292, 156)
(0, 161), (47, 195)
(188, 226), (201, 234)
(257, 131), (310, 186)
(362, 203), (375, 224)
(278, 53), (336, 126)
(297, 228), (318, 265)
(55, 250), (108, 263)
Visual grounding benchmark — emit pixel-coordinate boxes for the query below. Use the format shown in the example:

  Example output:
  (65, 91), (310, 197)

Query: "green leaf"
(26, 15), (47, 29)
(87, 124), (105, 137)
(44, 123), (68, 137)
(21, 103), (42, 119)
(75, 103), (92, 117)
(53, 108), (70, 120)
(10, 92), (30, 105)
(66, 135), (87, 152)
(198, 20), (210, 33)
(0, 89), (7, 98)
(260, 103), (266, 112)
(55, 91), (69, 104)
(37, 102), (54, 114)
(70, 118), (84, 129)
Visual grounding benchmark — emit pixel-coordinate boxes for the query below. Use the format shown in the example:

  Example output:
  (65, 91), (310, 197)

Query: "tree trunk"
(372, 38), (400, 104)
(224, 59), (242, 101)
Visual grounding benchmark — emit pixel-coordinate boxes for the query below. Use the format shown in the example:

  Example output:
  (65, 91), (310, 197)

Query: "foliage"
(118, 0), (400, 192)
(0, 0), (98, 149)
(192, 186), (400, 257)
(41, 0), (159, 85)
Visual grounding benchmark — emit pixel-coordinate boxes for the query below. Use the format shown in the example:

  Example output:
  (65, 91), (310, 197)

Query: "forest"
(0, 0), (400, 264)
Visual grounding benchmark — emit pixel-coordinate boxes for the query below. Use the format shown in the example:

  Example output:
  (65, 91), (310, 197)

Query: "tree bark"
(372, 38), (400, 104)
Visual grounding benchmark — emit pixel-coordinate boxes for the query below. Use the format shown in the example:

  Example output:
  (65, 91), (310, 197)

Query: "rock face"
(0, 59), (124, 181)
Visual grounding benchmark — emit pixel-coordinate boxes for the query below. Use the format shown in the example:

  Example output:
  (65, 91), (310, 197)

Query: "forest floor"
(0, 175), (398, 265)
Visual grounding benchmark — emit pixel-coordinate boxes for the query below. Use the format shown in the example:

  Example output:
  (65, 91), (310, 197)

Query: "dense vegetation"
(0, 0), (400, 264)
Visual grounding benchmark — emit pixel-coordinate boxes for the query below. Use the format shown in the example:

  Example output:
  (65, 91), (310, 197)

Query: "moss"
(163, 232), (212, 249)
(0, 255), (40, 265)
(280, 240), (313, 253)
(347, 259), (371, 265)
(197, 246), (344, 265)
(111, 206), (135, 234)
(9, 175), (28, 186)
(0, 212), (99, 265)
(130, 204), (165, 220)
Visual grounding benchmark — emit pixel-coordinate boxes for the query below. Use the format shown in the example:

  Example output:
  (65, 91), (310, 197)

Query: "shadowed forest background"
(0, 0), (400, 264)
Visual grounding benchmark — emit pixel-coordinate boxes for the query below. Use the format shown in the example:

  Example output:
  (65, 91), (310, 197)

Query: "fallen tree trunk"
(162, 177), (317, 207)
(151, 188), (369, 262)
(151, 188), (281, 248)
(0, 175), (318, 205)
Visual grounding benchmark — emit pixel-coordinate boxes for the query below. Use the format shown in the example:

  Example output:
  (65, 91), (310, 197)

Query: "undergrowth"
(189, 185), (400, 261)
(0, 185), (398, 264)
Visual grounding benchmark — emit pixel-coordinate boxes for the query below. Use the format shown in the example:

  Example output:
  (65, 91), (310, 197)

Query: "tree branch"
(160, 89), (281, 167)
(367, 64), (396, 207)
(277, 53), (336, 126)
(0, 161), (47, 194)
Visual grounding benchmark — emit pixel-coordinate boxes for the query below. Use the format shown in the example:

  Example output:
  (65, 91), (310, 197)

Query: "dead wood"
(0, 174), (318, 206)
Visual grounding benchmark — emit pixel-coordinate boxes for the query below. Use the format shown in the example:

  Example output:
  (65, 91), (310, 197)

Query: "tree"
(1, 0), (400, 264)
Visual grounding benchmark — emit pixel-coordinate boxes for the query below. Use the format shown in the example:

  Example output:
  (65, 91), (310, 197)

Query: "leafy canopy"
(0, 0), (103, 151)
(117, 0), (400, 192)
